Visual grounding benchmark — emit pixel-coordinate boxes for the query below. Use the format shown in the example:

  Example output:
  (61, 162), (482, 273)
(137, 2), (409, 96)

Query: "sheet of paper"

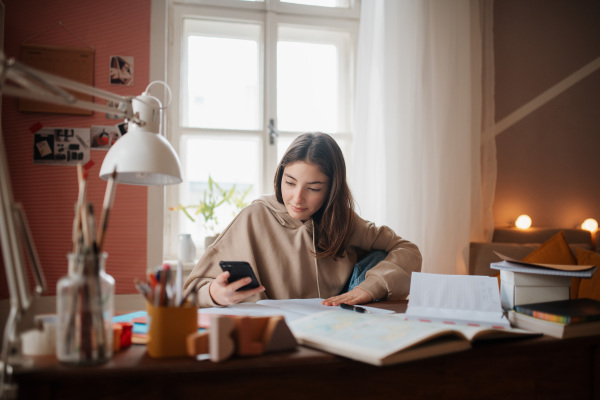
(200, 298), (393, 323)
(261, 298), (394, 315)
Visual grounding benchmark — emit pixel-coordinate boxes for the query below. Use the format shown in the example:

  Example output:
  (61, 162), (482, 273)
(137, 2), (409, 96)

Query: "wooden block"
(112, 324), (123, 352)
(186, 331), (209, 356)
(263, 316), (298, 353)
(209, 315), (236, 362)
(233, 316), (268, 356)
(115, 322), (133, 349)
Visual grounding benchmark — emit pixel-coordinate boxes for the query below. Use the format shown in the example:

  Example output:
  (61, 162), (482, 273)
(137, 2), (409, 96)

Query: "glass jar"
(56, 251), (115, 365)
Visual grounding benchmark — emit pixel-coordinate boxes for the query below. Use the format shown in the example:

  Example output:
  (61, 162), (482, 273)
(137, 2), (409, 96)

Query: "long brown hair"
(275, 132), (354, 259)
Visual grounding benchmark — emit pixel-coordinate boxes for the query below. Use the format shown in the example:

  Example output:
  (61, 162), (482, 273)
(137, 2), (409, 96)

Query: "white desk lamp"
(0, 50), (182, 398)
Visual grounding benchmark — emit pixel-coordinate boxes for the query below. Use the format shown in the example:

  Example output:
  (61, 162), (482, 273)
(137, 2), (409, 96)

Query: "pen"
(340, 303), (370, 314)
(175, 260), (183, 306)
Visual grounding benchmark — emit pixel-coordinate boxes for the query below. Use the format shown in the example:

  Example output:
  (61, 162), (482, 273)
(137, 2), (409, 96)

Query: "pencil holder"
(56, 251), (115, 365)
(146, 303), (197, 358)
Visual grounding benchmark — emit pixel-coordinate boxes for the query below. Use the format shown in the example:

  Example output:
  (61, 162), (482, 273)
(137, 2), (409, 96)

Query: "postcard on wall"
(91, 125), (121, 150)
(110, 55), (134, 86)
(33, 127), (90, 165)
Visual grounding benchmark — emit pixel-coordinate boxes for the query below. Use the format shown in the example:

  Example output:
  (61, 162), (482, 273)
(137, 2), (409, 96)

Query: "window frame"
(160, 0), (360, 261)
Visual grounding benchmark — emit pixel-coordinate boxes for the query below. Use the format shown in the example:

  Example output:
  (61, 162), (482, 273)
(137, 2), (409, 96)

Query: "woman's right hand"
(209, 271), (265, 306)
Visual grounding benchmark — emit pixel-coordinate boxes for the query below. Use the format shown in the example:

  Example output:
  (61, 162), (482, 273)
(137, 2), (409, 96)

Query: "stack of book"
(489, 256), (600, 338)
(508, 298), (600, 339)
(498, 269), (571, 310)
(490, 257), (597, 311)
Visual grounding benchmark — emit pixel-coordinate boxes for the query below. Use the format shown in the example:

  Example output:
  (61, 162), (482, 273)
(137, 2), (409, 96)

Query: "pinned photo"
(33, 128), (90, 165)
(91, 125), (121, 150)
(117, 121), (128, 136)
(110, 55), (134, 86)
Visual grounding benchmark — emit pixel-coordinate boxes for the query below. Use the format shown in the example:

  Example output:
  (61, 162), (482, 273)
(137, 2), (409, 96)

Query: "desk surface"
(11, 301), (600, 400)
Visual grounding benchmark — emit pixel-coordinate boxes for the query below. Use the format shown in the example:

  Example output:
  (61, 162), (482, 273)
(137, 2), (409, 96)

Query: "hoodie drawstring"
(312, 223), (321, 298)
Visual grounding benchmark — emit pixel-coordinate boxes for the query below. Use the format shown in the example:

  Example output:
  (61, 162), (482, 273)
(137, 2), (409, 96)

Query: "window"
(164, 0), (359, 259)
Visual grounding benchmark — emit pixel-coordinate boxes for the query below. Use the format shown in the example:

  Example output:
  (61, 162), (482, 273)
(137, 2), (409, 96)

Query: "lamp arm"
(0, 130), (32, 315)
(1, 54), (133, 119)
(2, 85), (130, 118)
(0, 125), (41, 398)
(12, 203), (46, 297)
(3, 58), (75, 103)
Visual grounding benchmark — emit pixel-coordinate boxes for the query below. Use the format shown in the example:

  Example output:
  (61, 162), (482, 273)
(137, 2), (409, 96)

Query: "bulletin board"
(19, 44), (95, 115)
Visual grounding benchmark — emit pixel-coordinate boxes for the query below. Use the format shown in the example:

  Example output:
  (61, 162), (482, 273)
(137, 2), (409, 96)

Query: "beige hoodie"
(183, 195), (422, 307)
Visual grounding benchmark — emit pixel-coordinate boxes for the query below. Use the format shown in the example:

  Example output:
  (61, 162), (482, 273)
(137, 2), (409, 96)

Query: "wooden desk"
(11, 301), (600, 400)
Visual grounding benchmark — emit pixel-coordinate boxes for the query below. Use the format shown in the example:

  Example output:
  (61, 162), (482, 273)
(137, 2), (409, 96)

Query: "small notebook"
(514, 298), (600, 324)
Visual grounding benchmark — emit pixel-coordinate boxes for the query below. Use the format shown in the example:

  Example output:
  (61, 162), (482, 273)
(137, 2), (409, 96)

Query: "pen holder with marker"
(146, 302), (197, 358)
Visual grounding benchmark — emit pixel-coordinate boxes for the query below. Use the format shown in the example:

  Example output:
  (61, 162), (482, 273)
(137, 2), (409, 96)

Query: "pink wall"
(1, 0), (151, 298)
(493, 0), (600, 229)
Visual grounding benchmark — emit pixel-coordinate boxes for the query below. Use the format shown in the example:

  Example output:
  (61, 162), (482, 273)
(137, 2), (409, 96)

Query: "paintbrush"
(72, 163), (87, 254)
(97, 167), (117, 252)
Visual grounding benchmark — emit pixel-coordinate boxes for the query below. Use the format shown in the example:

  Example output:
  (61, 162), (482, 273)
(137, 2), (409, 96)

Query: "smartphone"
(219, 261), (260, 291)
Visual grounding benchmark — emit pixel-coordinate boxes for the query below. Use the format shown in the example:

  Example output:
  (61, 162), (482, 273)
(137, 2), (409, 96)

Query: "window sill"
(162, 260), (196, 277)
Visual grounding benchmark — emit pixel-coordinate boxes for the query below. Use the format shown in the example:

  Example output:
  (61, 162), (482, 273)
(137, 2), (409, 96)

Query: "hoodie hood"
(253, 195), (313, 230)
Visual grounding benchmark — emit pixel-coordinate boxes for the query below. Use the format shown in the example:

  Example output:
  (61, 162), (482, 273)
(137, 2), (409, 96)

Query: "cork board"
(19, 44), (95, 115)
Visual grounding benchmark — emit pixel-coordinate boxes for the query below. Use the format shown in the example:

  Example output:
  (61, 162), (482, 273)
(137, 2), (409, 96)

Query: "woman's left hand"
(322, 287), (373, 306)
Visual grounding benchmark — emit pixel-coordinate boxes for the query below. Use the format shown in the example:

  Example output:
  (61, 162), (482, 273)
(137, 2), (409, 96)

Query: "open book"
(491, 252), (597, 278)
(289, 310), (534, 366)
(404, 272), (511, 328)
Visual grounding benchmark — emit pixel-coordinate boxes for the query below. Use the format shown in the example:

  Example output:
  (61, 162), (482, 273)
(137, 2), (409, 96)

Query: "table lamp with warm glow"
(581, 218), (598, 233)
(515, 214), (532, 230)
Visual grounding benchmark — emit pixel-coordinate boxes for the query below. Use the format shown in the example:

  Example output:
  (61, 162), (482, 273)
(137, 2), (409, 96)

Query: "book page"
(258, 298), (394, 316)
(405, 272), (509, 328)
(290, 310), (469, 361)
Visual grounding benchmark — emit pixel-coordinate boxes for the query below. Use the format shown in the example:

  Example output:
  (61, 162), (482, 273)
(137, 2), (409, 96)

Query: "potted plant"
(229, 185), (253, 216)
(171, 176), (253, 248)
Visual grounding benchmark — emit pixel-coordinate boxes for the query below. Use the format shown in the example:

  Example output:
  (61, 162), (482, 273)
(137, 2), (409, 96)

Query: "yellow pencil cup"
(146, 303), (197, 358)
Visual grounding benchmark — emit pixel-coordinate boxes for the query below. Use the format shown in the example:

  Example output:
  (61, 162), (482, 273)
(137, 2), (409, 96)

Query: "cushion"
(521, 231), (578, 299)
(575, 248), (600, 301)
(522, 230), (577, 265)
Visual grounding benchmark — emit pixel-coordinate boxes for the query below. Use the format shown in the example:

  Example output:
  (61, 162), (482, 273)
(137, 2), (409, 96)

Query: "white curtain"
(352, 0), (496, 275)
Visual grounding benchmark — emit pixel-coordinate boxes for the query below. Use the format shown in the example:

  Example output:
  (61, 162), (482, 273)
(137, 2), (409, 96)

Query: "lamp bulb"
(515, 214), (532, 229)
(581, 218), (598, 232)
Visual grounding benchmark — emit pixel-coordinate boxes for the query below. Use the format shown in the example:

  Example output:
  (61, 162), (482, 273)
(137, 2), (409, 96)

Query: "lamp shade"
(99, 93), (182, 185)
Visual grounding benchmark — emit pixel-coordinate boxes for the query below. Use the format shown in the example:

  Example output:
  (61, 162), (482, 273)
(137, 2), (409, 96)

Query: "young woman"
(183, 132), (422, 307)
